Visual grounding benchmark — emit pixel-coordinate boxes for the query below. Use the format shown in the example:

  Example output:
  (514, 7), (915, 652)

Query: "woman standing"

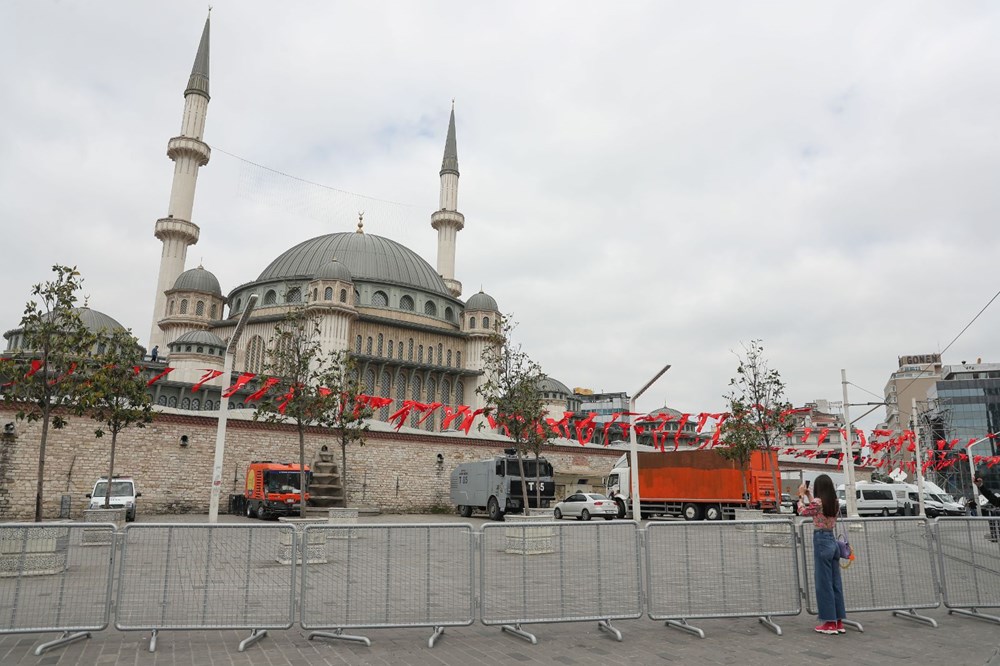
(798, 474), (847, 634)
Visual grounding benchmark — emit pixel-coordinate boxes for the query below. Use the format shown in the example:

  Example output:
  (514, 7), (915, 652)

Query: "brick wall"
(0, 406), (619, 520)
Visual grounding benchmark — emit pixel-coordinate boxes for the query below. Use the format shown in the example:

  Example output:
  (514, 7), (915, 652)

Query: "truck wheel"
(256, 503), (268, 520)
(581, 509), (591, 521)
(459, 505), (473, 518)
(682, 503), (703, 521)
(487, 497), (503, 521)
(704, 504), (723, 521)
(554, 508), (562, 520)
(246, 502), (255, 519)
(615, 498), (627, 519)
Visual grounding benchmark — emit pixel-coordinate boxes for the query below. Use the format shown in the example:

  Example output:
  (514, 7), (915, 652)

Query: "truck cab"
(244, 461), (310, 519)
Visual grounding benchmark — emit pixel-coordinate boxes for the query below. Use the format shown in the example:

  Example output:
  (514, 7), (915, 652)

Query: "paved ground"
(0, 512), (998, 665)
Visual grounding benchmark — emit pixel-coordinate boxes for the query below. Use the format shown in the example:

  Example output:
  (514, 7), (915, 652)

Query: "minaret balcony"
(155, 217), (200, 244)
(431, 209), (465, 231)
(167, 136), (211, 166)
(444, 278), (462, 298)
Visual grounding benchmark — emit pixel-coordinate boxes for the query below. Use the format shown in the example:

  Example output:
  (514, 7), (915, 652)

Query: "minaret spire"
(431, 102), (464, 298)
(148, 16), (213, 352)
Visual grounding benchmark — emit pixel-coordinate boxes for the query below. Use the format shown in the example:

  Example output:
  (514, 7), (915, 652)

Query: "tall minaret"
(148, 15), (212, 351)
(431, 103), (464, 298)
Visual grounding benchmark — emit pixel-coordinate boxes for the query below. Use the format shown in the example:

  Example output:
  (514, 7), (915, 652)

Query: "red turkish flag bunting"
(245, 377), (280, 403)
(222, 372), (256, 397)
(146, 367), (174, 386)
(191, 369), (224, 393)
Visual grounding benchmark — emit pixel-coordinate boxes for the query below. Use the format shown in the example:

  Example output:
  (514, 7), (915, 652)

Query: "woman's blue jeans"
(813, 529), (846, 622)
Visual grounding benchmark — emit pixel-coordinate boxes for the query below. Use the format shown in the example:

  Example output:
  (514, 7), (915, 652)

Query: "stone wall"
(0, 406), (620, 521)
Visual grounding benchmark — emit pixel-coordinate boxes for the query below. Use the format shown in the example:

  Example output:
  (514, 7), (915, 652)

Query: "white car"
(87, 476), (140, 521)
(553, 493), (618, 521)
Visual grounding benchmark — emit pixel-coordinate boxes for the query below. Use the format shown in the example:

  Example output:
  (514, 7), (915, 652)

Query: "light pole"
(911, 398), (927, 517)
(967, 434), (992, 514)
(628, 364), (671, 521)
(208, 294), (258, 523)
(840, 370), (859, 518)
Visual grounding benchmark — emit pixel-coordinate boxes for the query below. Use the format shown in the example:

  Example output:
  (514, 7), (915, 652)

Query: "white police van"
(836, 482), (898, 516)
(87, 476), (140, 521)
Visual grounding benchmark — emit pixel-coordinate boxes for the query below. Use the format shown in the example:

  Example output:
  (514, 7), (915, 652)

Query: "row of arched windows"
(367, 291), (454, 321)
(157, 395), (236, 410)
(167, 298), (218, 319)
(467, 316), (491, 330)
(354, 335), (462, 368)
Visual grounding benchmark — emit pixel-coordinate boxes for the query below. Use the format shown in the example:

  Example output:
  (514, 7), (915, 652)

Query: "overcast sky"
(3, 1), (999, 431)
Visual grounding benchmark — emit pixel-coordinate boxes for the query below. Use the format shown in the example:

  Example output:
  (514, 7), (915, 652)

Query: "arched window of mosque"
(397, 341), (404, 358)
(185, 346), (192, 352)
(482, 317), (490, 329)
(210, 304), (217, 319)
(263, 290), (276, 305)
(425, 378), (437, 431)
(427, 347), (433, 365)
(437, 344), (443, 363)
(286, 288), (301, 303)
(456, 381), (465, 406)
(354, 289), (360, 305)
(441, 379), (451, 409)
(168, 396), (177, 408)
(312, 288), (318, 302)
(445, 307), (454, 322)
(168, 300), (174, 316)
(377, 334), (384, 356)
(234, 298), (241, 314)
(191, 398), (200, 410)
(366, 337), (373, 355)
(180, 299), (188, 314)
(181, 398), (191, 410)
(196, 301), (205, 316)
(400, 295), (414, 311)
(205, 399), (213, 410)
(410, 376), (422, 427)
(447, 349), (452, 367)
(197, 346), (204, 354)
(245, 335), (265, 374)
(424, 301), (437, 317)
(355, 335), (362, 353)
(456, 351), (462, 367)
(469, 317), (476, 329)
(387, 339), (394, 359)
(340, 289), (347, 303)
(372, 291), (388, 307)
(379, 371), (391, 420)
(325, 287), (333, 300)
(364, 368), (376, 395)
(97, 342), (106, 354)
(396, 374), (407, 407)
(157, 396), (167, 406)
(418, 345), (424, 363)
(408, 339), (413, 360)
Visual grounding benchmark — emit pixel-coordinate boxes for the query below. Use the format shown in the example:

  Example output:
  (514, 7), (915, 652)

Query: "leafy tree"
(477, 315), (550, 514)
(80, 326), (154, 511)
(1, 265), (94, 521)
(718, 340), (792, 508)
(254, 307), (369, 516)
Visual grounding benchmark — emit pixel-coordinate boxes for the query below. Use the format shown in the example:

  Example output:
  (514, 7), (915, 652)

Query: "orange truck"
(244, 461), (310, 519)
(605, 449), (780, 520)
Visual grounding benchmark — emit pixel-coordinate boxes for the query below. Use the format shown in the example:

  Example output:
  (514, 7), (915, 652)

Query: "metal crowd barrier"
(0, 523), (116, 655)
(480, 521), (642, 644)
(799, 517), (940, 630)
(645, 519), (801, 638)
(115, 524), (296, 652)
(299, 523), (475, 647)
(934, 517), (1000, 625)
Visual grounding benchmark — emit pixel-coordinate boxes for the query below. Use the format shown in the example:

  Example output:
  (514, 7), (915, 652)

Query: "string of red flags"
(145, 367), (174, 387)
(191, 369), (224, 392)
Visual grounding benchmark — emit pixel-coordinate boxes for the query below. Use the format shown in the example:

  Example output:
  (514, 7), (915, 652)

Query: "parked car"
(553, 492), (617, 521)
(781, 494), (795, 513)
(87, 476), (140, 521)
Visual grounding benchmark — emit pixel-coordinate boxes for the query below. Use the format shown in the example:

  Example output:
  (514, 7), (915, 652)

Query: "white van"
(836, 483), (898, 516)
(87, 476), (140, 521)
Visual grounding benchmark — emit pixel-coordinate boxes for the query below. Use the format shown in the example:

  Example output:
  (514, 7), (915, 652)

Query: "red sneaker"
(814, 622), (838, 635)
(836, 620), (846, 634)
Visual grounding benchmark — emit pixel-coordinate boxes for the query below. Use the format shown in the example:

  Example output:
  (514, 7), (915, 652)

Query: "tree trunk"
(298, 424), (307, 518)
(104, 429), (118, 508)
(341, 433), (348, 508)
(766, 448), (781, 512)
(515, 448), (529, 513)
(741, 458), (750, 508)
(35, 404), (50, 522)
(533, 452), (541, 510)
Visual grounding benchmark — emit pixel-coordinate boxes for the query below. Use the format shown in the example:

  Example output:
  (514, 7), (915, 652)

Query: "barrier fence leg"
(149, 629), (158, 653)
(948, 608), (1000, 625)
(33, 631), (90, 656)
(501, 623), (537, 644)
(238, 629), (268, 652)
(597, 619), (623, 642)
(843, 618), (864, 632)
(308, 628), (371, 647)
(757, 616), (782, 636)
(665, 618), (705, 639)
(892, 609), (937, 627)
(428, 626), (444, 648)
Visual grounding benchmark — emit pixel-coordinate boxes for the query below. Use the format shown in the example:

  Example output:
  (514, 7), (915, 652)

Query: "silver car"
(553, 492), (618, 521)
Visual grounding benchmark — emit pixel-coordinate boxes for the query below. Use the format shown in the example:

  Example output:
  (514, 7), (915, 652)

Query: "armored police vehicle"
(450, 448), (555, 521)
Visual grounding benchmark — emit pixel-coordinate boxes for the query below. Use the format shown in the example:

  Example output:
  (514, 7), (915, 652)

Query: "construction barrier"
(0, 523), (116, 655)
(934, 517), (1000, 625)
(299, 523), (475, 647)
(115, 524), (296, 652)
(480, 520), (642, 644)
(645, 519), (801, 637)
(799, 517), (940, 628)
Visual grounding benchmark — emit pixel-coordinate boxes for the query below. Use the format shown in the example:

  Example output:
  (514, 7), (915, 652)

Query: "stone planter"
(82, 508), (125, 545)
(276, 517), (328, 565)
(0, 523), (70, 577)
(328, 507), (359, 540)
(504, 514), (556, 555)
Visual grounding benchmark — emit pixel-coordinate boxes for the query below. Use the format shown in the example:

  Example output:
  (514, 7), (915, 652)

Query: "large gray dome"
(259, 232), (449, 295)
(537, 376), (571, 396)
(465, 290), (498, 311)
(173, 266), (222, 296)
(71, 307), (126, 334)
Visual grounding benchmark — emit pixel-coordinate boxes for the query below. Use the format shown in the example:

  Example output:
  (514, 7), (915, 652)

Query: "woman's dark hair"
(812, 474), (838, 518)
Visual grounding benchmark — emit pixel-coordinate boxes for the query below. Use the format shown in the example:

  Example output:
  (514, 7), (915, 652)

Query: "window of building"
(354, 289), (360, 305)
(427, 347), (433, 365)
(482, 317), (490, 329)
(234, 298), (241, 313)
(356, 335), (362, 353)
(456, 381), (464, 406)
(312, 288), (318, 302)
(168, 396), (177, 408)
(396, 374), (407, 410)
(377, 334), (384, 356)
(425, 378), (437, 431)
(366, 337), (373, 355)
(185, 346), (192, 352)
(325, 287), (333, 300)
(372, 291), (388, 307)
(411, 376), (423, 427)
(437, 344), (443, 363)
(456, 351), (462, 367)
(286, 288), (301, 303)
(191, 398), (200, 410)
(408, 339), (414, 360)
(379, 371), (392, 420)
(340, 289), (347, 303)
(245, 335), (265, 374)
(398, 341), (404, 358)
(196, 301), (205, 316)
(441, 379), (451, 409)
(157, 396), (167, 406)
(263, 290), (276, 305)
(210, 304), (217, 319)
(364, 368), (376, 395)
(197, 346), (204, 353)
(400, 295), (414, 311)
(181, 398), (191, 409)
(204, 399), (213, 410)
(445, 307), (454, 322)
(180, 299), (188, 314)
(424, 301), (437, 316)
(387, 339), (394, 359)
(418, 345), (424, 363)
(469, 317), (476, 329)
(168, 300), (174, 316)
(447, 349), (452, 367)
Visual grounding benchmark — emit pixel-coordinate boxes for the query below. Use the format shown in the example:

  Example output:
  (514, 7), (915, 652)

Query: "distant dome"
(172, 266), (222, 296)
(70, 307), (127, 334)
(647, 405), (684, 419)
(170, 330), (225, 348)
(465, 291), (498, 311)
(313, 258), (353, 282)
(259, 232), (449, 295)
(537, 376), (571, 396)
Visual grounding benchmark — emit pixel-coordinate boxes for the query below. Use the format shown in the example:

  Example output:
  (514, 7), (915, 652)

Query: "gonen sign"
(898, 354), (941, 367)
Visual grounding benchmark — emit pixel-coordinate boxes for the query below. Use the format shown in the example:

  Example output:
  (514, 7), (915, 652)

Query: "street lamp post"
(840, 370), (859, 518)
(208, 294), (258, 523)
(628, 364), (671, 522)
(967, 434), (992, 514)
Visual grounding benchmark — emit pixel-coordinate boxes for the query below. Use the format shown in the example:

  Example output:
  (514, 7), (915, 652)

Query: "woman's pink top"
(799, 497), (838, 530)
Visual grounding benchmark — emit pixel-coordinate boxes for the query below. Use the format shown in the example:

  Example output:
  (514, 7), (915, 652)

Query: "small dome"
(73, 307), (127, 334)
(313, 258), (353, 282)
(465, 290), (498, 311)
(646, 405), (684, 419)
(172, 266), (222, 296)
(169, 330), (225, 348)
(537, 376), (571, 396)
